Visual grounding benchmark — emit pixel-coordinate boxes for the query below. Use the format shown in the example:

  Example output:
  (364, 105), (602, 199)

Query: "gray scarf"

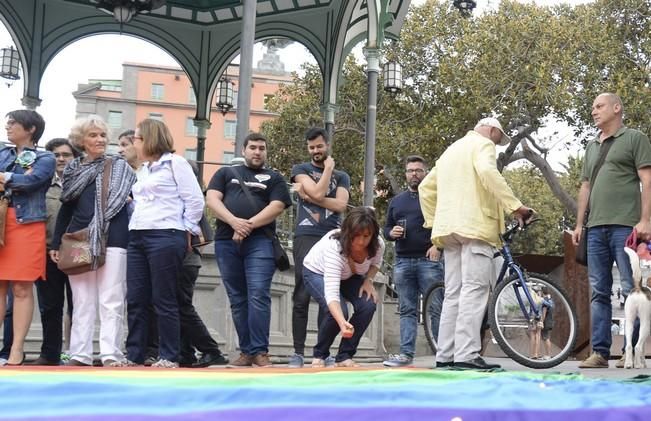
(61, 155), (135, 265)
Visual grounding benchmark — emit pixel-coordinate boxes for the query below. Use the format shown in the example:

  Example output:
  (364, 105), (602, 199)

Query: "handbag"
(0, 194), (9, 247)
(229, 167), (291, 271)
(57, 158), (112, 275)
(168, 157), (214, 248)
(191, 212), (215, 248)
(576, 138), (614, 266)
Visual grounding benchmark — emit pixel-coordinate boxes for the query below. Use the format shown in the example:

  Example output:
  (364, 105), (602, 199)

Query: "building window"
(149, 113), (164, 121)
(263, 94), (274, 110)
(224, 120), (237, 138)
(185, 117), (198, 136)
(188, 88), (196, 105)
(107, 111), (122, 128)
(222, 151), (234, 164)
(233, 90), (238, 107)
(151, 83), (164, 100)
(184, 148), (197, 161)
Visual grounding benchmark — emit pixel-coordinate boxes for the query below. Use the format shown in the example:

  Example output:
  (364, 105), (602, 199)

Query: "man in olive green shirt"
(572, 93), (651, 368)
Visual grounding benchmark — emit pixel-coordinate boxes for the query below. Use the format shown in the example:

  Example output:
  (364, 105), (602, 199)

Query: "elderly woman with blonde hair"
(50, 114), (135, 367)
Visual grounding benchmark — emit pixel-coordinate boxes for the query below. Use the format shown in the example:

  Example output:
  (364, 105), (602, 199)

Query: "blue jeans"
(215, 235), (276, 356)
(587, 225), (635, 358)
(126, 230), (186, 363)
(394, 256), (444, 357)
(303, 268), (376, 362)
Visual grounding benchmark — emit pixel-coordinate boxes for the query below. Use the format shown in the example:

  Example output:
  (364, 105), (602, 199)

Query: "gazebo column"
(234, 0), (257, 157)
(194, 118), (211, 183)
(320, 102), (338, 145)
(362, 47), (380, 208)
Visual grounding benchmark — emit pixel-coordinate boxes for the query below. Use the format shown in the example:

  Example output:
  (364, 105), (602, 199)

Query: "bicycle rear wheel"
(488, 273), (577, 369)
(422, 282), (445, 355)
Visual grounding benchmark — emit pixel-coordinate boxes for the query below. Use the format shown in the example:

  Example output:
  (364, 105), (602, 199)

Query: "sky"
(0, 0), (593, 169)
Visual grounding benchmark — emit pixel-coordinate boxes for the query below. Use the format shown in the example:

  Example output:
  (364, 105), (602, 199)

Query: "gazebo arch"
(0, 0), (412, 204)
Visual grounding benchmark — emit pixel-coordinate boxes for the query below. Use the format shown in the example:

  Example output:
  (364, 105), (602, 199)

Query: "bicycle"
(422, 218), (578, 369)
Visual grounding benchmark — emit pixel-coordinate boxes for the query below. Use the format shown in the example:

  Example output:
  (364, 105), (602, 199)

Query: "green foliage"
(262, 0), (650, 255)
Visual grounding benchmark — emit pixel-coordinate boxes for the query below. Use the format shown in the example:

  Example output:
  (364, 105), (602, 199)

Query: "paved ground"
(394, 355), (651, 380)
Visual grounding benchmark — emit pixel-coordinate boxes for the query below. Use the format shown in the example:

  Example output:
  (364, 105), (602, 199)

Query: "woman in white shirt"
(119, 119), (204, 368)
(302, 206), (384, 367)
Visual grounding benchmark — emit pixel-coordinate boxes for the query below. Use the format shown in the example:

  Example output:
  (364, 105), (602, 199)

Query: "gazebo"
(0, 0), (412, 204)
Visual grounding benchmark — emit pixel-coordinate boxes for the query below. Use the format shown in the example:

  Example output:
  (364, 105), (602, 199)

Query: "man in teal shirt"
(572, 93), (651, 368)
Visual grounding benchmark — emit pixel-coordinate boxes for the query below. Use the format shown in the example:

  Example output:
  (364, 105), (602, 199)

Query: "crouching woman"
(302, 206), (384, 367)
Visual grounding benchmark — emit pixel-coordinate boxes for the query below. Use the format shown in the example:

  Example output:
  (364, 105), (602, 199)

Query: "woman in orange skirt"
(0, 110), (55, 365)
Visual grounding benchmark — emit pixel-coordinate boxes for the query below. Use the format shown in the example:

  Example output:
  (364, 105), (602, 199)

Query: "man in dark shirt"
(383, 155), (444, 367)
(288, 127), (350, 368)
(206, 132), (292, 368)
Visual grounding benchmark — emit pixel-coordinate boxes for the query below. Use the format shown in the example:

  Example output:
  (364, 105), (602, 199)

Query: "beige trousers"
(436, 234), (496, 363)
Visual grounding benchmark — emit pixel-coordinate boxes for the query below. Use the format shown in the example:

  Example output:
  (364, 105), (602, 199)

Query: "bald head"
(597, 93), (624, 112)
(592, 92), (624, 133)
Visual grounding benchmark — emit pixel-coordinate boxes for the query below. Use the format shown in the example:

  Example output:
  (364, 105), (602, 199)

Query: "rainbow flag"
(1, 367), (650, 420)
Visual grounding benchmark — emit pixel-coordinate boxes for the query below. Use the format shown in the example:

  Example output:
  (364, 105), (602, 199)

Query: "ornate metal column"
(194, 118), (211, 183)
(234, 0), (257, 157)
(362, 47), (380, 207)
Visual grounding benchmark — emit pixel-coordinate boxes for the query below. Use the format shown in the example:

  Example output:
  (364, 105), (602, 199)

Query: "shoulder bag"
(576, 138), (614, 266)
(168, 156), (214, 248)
(0, 193), (9, 247)
(57, 158), (112, 275)
(229, 167), (290, 271)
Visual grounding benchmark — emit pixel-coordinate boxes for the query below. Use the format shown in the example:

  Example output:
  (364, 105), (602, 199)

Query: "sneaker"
(335, 358), (360, 368)
(579, 352), (608, 368)
(615, 355), (626, 368)
(0, 358), (7, 367)
(151, 359), (179, 368)
(311, 358), (326, 368)
(59, 353), (71, 363)
(228, 353), (253, 367)
(144, 356), (158, 367)
(65, 359), (91, 367)
(288, 353), (304, 368)
(383, 354), (413, 368)
(324, 356), (336, 367)
(109, 360), (141, 368)
(252, 353), (272, 367)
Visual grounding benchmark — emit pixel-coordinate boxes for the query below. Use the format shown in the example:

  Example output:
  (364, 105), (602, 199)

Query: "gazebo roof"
(1, 0), (411, 116)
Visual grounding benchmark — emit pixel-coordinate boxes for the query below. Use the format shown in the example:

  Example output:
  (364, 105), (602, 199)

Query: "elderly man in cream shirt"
(419, 117), (534, 370)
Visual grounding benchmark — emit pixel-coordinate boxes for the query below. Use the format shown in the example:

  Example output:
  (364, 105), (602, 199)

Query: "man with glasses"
(383, 155), (444, 367)
(34, 138), (79, 365)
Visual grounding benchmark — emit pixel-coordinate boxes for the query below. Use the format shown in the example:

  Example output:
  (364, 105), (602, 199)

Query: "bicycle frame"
(495, 222), (541, 323)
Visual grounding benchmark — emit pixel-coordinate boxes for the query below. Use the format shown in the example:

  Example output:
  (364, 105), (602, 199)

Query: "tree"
(262, 0), (651, 253)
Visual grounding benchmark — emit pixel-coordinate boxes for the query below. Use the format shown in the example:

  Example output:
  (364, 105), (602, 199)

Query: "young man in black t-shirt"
(288, 127), (350, 368)
(206, 133), (291, 368)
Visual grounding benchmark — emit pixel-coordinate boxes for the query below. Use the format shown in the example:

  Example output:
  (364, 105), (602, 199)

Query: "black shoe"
(179, 357), (197, 368)
(192, 352), (229, 368)
(30, 356), (60, 366)
(434, 361), (454, 368)
(454, 357), (501, 370)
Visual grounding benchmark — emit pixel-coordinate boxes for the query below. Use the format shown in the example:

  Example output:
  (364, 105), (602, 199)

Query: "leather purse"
(0, 195), (9, 247)
(191, 212), (215, 248)
(57, 159), (111, 275)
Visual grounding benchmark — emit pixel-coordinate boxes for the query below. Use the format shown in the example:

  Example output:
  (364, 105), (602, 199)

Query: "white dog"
(622, 247), (651, 369)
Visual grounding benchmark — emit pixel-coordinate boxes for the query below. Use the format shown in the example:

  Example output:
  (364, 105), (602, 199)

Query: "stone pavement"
(386, 355), (651, 380)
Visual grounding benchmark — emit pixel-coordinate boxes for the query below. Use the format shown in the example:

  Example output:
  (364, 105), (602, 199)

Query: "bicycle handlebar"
(500, 212), (538, 244)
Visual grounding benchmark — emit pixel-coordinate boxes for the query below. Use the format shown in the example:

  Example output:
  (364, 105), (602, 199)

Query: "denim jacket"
(0, 146), (56, 224)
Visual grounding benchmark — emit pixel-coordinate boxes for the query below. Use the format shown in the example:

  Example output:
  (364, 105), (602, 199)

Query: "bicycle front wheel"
(422, 282), (445, 355)
(488, 273), (577, 369)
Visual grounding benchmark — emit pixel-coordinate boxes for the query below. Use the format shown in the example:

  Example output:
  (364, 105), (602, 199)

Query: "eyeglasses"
(54, 152), (73, 158)
(405, 169), (425, 174)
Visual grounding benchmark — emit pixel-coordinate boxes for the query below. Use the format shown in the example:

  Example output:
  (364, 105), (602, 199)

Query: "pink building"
(73, 59), (292, 183)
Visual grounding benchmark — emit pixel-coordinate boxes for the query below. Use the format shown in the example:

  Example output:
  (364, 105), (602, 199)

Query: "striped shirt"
(303, 229), (384, 304)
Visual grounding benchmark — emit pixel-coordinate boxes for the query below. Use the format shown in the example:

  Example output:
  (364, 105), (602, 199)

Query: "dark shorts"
(541, 328), (552, 341)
